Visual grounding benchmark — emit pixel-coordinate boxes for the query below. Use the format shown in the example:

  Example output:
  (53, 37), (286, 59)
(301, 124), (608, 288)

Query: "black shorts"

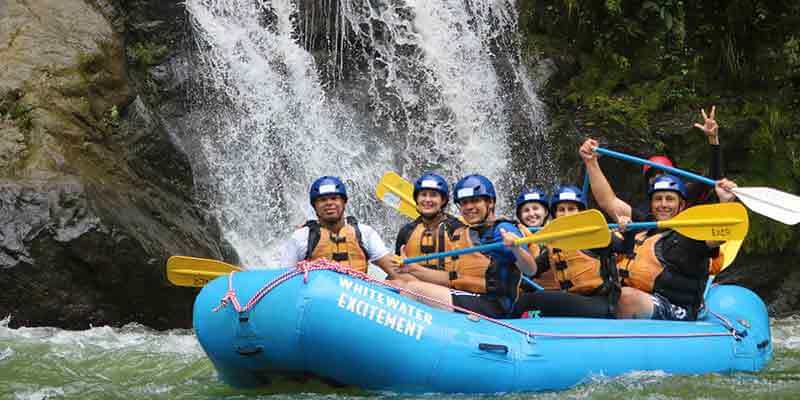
(451, 291), (507, 319)
(512, 291), (614, 319)
(650, 293), (693, 321)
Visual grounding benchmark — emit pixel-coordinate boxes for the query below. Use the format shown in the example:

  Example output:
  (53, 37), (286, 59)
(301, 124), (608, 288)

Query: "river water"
(2, 315), (800, 399)
(4, 0), (794, 398)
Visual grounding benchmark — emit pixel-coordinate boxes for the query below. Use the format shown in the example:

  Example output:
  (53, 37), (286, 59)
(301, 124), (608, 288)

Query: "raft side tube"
(193, 269), (311, 388)
(703, 284), (773, 371)
(192, 269), (773, 393)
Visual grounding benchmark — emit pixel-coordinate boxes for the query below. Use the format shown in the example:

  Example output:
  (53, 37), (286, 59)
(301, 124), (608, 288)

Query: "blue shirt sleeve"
(482, 222), (527, 263)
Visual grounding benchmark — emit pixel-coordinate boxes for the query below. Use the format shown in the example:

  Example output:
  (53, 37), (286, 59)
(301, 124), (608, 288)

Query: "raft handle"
(236, 345), (264, 356)
(479, 343), (508, 354)
(757, 340), (770, 350)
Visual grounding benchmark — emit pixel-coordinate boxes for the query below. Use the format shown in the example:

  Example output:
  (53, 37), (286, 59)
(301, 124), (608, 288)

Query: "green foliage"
(129, 42), (168, 67)
(521, 0), (800, 256)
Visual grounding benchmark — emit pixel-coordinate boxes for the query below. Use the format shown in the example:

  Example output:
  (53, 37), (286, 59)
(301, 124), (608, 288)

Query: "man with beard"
(280, 176), (403, 278)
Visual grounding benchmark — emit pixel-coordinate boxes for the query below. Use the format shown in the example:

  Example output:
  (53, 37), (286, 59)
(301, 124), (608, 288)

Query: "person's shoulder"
(355, 222), (379, 236)
(289, 225), (311, 241)
(444, 214), (465, 228)
(398, 219), (421, 231)
(494, 219), (520, 231)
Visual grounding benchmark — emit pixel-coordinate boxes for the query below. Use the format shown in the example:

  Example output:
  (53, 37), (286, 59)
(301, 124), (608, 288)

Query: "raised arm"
(579, 138), (632, 222)
(693, 106), (723, 179)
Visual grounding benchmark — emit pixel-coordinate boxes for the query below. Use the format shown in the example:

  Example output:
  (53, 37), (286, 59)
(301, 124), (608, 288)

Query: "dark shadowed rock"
(0, 0), (235, 329)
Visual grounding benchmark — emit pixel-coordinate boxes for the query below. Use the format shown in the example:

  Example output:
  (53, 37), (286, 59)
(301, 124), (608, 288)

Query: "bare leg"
(616, 287), (655, 319)
(392, 280), (455, 312)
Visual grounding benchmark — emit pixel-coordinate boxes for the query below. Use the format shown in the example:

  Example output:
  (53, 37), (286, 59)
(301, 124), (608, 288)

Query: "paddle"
(378, 171), (748, 271)
(525, 203), (747, 241)
(402, 210), (611, 265)
(594, 146), (800, 225)
(719, 240), (743, 270)
(167, 255), (241, 287)
(376, 172), (420, 219)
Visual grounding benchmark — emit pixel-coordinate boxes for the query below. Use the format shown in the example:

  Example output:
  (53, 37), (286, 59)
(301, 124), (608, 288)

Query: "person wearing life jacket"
(394, 172), (465, 285)
(280, 176), (403, 278)
(513, 185), (623, 318)
(579, 140), (738, 321)
(631, 107), (723, 221)
(394, 174), (536, 319)
(514, 188), (558, 291)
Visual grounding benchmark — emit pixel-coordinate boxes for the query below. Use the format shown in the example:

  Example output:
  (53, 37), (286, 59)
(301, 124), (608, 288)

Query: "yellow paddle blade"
(376, 172), (419, 219)
(166, 256), (241, 287)
(515, 209), (611, 250)
(659, 203), (749, 241)
(719, 239), (743, 271)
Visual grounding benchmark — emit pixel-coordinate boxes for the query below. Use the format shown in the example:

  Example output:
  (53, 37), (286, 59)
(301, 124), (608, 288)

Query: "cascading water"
(185, 0), (551, 266)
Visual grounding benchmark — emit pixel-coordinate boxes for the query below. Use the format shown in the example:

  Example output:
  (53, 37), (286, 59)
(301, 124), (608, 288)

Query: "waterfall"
(185, 0), (550, 266)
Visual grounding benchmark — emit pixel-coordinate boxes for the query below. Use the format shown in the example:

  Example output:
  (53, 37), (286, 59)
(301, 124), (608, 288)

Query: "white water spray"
(185, 0), (550, 265)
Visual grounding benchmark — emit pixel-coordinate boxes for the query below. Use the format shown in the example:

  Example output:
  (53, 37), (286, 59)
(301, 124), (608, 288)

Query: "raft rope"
(213, 259), (741, 340)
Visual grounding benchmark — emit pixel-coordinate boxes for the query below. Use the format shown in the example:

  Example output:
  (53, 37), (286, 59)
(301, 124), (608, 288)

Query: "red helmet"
(642, 155), (674, 176)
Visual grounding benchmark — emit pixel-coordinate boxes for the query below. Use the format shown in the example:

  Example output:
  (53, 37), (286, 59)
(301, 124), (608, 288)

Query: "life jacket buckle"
(329, 233), (347, 244)
(332, 252), (349, 261)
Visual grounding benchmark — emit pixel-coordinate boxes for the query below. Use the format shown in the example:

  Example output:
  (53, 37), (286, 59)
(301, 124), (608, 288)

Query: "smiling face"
(416, 189), (446, 218)
(650, 191), (685, 221)
(554, 201), (582, 218)
(313, 194), (346, 224)
(518, 202), (548, 227)
(457, 197), (493, 225)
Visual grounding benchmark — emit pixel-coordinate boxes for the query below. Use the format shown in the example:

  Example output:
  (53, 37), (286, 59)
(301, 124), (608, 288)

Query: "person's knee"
(616, 287), (652, 319)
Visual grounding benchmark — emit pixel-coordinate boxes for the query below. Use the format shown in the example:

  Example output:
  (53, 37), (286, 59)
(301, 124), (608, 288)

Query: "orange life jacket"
(617, 231), (663, 293)
(617, 230), (713, 313)
(397, 216), (461, 271)
(447, 219), (523, 310)
(305, 216), (369, 273)
(447, 224), (490, 293)
(547, 246), (610, 295)
(709, 249), (724, 275)
(518, 223), (558, 291)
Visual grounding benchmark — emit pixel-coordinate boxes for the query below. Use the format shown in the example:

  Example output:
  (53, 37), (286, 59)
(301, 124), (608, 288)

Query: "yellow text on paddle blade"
(661, 203), (749, 241)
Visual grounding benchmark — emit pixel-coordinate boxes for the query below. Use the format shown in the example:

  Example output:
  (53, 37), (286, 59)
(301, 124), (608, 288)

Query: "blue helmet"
(648, 174), (687, 199)
(551, 185), (587, 211)
(413, 172), (449, 204)
(453, 174), (496, 204)
(309, 176), (347, 204)
(515, 188), (549, 210)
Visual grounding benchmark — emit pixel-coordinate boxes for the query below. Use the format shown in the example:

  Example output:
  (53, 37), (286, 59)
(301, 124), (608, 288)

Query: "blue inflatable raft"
(193, 265), (772, 393)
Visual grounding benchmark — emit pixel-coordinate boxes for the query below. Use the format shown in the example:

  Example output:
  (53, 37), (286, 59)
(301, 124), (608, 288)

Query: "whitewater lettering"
(337, 277), (433, 340)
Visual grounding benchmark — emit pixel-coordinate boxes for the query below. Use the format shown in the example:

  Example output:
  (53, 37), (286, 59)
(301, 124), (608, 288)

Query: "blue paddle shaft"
(403, 242), (504, 264)
(522, 275), (545, 291)
(595, 147), (715, 186)
(403, 241), (546, 291)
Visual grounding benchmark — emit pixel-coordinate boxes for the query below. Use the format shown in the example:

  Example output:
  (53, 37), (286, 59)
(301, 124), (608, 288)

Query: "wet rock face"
(0, 0), (233, 329)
